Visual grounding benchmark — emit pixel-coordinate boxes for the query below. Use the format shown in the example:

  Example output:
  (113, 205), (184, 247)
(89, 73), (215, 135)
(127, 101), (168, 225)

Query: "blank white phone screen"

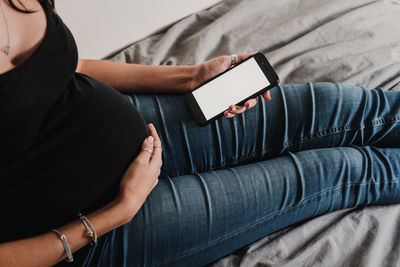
(192, 57), (270, 120)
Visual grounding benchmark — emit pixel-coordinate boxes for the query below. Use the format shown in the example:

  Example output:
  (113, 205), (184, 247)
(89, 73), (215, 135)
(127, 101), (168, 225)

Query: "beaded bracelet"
(78, 213), (97, 246)
(51, 229), (74, 262)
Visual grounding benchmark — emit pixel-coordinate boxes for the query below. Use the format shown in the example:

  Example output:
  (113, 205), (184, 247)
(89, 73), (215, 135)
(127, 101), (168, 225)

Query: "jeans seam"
(156, 176), (400, 265)
(224, 116), (400, 168)
(272, 115), (400, 150)
(193, 116), (400, 174)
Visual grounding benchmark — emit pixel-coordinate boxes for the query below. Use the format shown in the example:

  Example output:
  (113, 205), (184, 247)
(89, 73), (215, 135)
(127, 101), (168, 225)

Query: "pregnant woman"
(1, 0), (400, 266)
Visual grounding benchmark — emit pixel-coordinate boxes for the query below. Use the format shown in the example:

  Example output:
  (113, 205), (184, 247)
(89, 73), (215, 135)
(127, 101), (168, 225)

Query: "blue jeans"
(83, 83), (400, 266)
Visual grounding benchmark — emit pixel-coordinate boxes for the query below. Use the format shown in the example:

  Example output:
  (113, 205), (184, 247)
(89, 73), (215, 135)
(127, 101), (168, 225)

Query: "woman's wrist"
(110, 194), (141, 225)
(187, 65), (200, 92)
(174, 65), (198, 93)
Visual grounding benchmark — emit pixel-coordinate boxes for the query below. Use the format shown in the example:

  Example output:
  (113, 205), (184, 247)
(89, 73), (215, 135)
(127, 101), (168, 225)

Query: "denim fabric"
(82, 83), (400, 267)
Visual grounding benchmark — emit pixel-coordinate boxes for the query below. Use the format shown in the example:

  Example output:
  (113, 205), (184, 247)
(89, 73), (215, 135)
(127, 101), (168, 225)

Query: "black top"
(0, 0), (148, 259)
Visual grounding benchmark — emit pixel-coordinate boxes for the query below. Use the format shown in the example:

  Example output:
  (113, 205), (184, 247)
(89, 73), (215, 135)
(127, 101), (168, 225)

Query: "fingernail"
(147, 136), (154, 143)
(231, 106), (236, 112)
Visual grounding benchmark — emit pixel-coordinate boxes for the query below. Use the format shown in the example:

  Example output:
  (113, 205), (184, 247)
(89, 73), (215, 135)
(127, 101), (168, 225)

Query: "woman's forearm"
(77, 59), (197, 94)
(0, 198), (139, 267)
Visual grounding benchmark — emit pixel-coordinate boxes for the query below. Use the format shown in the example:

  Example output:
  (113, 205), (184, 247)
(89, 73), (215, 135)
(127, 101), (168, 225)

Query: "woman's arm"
(76, 53), (271, 117)
(76, 59), (197, 94)
(0, 124), (162, 267)
(0, 199), (134, 266)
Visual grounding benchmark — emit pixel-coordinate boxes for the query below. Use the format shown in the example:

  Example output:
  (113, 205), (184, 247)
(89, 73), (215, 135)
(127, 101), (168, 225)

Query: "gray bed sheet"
(103, 0), (400, 266)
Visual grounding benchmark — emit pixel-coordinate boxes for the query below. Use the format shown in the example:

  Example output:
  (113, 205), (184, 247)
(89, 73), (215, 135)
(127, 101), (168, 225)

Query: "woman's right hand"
(116, 123), (162, 222)
(191, 53), (272, 118)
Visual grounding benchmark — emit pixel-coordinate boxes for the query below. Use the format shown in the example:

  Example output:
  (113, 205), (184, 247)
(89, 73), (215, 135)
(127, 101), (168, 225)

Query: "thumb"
(237, 52), (258, 62)
(262, 90), (271, 101)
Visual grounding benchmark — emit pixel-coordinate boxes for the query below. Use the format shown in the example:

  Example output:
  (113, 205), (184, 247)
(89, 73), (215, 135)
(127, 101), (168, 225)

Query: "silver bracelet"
(78, 213), (97, 246)
(50, 229), (74, 262)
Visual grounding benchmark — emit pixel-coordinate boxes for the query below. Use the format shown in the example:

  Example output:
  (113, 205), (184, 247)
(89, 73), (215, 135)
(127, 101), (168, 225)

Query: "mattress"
(103, 0), (400, 265)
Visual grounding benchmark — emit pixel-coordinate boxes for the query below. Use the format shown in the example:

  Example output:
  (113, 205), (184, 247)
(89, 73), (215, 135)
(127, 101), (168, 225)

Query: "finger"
(225, 112), (235, 118)
(244, 98), (258, 109)
(228, 105), (246, 114)
(147, 123), (161, 147)
(262, 90), (271, 101)
(139, 135), (155, 162)
(147, 123), (162, 165)
(237, 52), (257, 62)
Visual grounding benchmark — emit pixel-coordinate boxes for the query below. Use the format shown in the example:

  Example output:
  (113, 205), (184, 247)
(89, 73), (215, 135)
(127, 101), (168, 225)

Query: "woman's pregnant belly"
(0, 73), (148, 242)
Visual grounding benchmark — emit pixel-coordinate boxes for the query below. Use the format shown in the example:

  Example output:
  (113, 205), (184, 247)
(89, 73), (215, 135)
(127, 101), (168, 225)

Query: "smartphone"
(184, 53), (279, 126)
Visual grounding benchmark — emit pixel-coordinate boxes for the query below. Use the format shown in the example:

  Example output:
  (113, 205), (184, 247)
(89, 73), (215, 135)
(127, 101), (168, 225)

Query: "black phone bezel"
(184, 53), (280, 126)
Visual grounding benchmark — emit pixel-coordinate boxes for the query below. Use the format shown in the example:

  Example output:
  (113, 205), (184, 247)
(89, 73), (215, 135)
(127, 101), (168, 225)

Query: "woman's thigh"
(84, 146), (400, 267)
(126, 83), (400, 178)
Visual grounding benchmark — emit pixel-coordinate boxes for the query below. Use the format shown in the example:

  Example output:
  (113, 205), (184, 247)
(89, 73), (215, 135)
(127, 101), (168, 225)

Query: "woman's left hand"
(191, 53), (272, 118)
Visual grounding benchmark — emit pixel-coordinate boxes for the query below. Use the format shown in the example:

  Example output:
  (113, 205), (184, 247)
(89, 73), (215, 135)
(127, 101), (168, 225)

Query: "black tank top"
(0, 0), (148, 254)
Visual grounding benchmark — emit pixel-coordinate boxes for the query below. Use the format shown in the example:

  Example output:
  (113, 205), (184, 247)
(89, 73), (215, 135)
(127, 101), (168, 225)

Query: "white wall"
(55, 0), (220, 59)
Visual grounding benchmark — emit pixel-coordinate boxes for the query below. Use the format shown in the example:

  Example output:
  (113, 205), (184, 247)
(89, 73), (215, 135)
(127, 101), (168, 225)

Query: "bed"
(101, 0), (400, 265)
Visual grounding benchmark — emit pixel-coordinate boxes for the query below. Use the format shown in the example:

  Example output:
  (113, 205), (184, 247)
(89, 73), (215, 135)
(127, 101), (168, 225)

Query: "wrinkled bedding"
(104, 0), (400, 265)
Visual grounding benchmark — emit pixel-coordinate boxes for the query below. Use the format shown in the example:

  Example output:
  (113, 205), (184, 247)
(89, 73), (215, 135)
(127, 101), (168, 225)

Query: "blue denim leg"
(125, 82), (400, 178)
(83, 146), (400, 267)
(82, 83), (400, 266)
